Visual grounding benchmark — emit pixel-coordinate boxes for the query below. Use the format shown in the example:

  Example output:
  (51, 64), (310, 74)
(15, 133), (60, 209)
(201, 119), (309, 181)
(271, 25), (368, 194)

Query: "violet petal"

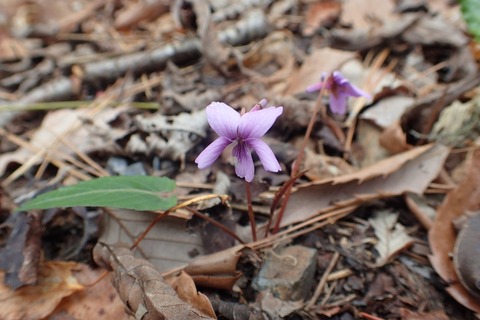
(329, 92), (348, 114)
(232, 143), (255, 182)
(206, 102), (240, 139)
(306, 82), (323, 93)
(238, 106), (283, 139)
(342, 83), (371, 99)
(247, 138), (281, 172)
(195, 136), (231, 169)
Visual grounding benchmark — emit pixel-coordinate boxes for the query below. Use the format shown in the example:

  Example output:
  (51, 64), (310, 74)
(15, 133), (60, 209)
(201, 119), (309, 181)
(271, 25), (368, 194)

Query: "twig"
(306, 251), (340, 309)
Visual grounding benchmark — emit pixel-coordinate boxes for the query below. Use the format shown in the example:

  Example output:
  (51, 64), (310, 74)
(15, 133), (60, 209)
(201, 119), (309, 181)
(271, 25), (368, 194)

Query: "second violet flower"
(307, 71), (371, 115)
(195, 100), (283, 182)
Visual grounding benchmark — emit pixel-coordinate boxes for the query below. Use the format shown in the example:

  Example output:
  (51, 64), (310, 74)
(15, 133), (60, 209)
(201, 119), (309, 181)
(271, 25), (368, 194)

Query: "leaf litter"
(0, 0), (479, 319)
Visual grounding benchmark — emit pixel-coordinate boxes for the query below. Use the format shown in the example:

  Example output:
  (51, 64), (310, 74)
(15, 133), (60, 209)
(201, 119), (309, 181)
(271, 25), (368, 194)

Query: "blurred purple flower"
(307, 71), (371, 115)
(195, 100), (283, 182)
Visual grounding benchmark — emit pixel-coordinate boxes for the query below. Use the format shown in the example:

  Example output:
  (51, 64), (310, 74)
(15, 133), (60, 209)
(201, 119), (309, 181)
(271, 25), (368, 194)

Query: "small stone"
(253, 245), (317, 301)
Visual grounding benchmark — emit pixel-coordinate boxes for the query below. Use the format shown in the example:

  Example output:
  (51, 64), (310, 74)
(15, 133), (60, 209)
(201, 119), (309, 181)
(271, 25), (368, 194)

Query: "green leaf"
(460, 0), (480, 41)
(17, 176), (177, 212)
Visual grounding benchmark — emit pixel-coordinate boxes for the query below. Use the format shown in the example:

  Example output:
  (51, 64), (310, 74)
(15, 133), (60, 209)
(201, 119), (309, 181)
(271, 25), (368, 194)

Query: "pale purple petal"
(232, 143), (255, 182)
(341, 83), (371, 99)
(206, 102), (240, 139)
(329, 92), (348, 114)
(238, 106), (283, 139)
(306, 82), (323, 93)
(195, 136), (231, 169)
(246, 139), (281, 172)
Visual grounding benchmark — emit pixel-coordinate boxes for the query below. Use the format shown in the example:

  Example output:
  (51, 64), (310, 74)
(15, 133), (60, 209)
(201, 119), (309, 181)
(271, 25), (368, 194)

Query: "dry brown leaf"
(51, 264), (130, 320)
(100, 210), (205, 272)
(165, 271), (218, 318)
(354, 120), (390, 168)
(360, 96), (415, 129)
(93, 244), (216, 319)
(379, 120), (411, 154)
(114, 0), (169, 30)
(240, 31), (296, 88)
(399, 308), (449, 320)
(0, 260), (84, 320)
(429, 149), (480, 313)
(303, 149), (355, 181)
(182, 245), (245, 290)
(281, 144), (449, 227)
(302, 0), (341, 36)
(369, 211), (414, 266)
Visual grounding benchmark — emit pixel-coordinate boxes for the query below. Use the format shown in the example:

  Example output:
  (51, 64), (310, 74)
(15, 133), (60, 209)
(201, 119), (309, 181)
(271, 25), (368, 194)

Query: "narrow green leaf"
(17, 176), (177, 212)
(460, 0), (480, 41)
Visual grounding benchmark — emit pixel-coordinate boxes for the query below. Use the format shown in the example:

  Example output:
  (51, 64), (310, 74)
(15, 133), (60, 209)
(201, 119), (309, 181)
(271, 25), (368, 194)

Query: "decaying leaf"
(130, 109), (207, 167)
(100, 209), (205, 272)
(369, 211), (414, 266)
(0, 260), (84, 320)
(93, 243), (216, 320)
(0, 211), (42, 289)
(281, 144), (449, 227)
(183, 245), (245, 290)
(429, 149), (480, 313)
(50, 264), (130, 319)
(431, 97), (480, 146)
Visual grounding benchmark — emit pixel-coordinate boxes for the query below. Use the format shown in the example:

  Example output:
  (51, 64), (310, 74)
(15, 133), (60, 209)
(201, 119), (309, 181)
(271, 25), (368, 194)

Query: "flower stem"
(272, 85), (327, 234)
(245, 181), (257, 241)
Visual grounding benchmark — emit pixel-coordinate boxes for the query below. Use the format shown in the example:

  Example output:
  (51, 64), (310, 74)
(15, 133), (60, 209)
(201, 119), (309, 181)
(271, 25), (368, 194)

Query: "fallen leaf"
(0, 260), (84, 320)
(429, 149), (480, 313)
(100, 209), (205, 272)
(51, 264), (130, 320)
(302, 1), (341, 36)
(360, 96), (415, 129)
(281, 144), (449, 227)
(379, 120), (411, 154)
(0, 211), (42, 289)
(369, 211), (414, 266)
(165, 271), (217, 318)
(93, 244), (216, 319)
(183, 245), (245, 291)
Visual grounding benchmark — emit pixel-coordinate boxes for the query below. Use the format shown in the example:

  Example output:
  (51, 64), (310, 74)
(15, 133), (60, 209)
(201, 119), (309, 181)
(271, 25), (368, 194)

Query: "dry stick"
(253, 205), (354, 250)
(244, 181), (257, 241)
(264, 170), (306, 238)
(185, 207), (245, 244)
(272, 85), (327, 234)
(306, 251), (340, 309)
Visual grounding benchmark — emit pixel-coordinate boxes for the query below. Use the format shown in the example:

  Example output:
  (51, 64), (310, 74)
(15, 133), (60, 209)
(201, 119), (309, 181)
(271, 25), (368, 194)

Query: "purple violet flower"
(195, 100), (283, 182)
(307, 71), (371, 115)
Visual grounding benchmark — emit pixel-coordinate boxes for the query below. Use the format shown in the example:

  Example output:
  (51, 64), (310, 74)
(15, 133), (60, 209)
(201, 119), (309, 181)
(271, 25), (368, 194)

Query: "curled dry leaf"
(0, 260), (84, 320)
(282, 144), (449, 227)
(183, 245), (245, 291)
(93, 243), (216, 320)
(429, 149), (480, 313)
